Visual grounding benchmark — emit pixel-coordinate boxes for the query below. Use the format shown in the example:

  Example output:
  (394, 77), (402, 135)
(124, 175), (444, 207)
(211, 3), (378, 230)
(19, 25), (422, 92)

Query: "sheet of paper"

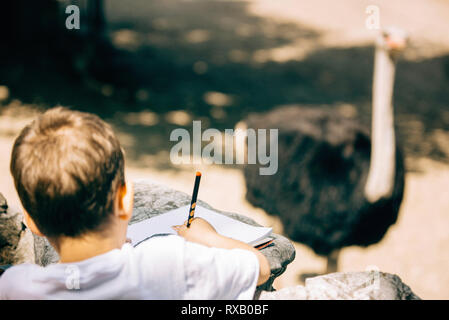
(127, 205), (272, 247)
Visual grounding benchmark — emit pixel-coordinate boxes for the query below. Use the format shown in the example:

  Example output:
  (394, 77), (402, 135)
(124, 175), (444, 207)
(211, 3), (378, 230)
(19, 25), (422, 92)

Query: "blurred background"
(0, 0), (448, 299)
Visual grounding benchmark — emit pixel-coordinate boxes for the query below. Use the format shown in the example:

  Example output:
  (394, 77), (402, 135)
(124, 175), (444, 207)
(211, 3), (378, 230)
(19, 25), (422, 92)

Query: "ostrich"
(242, 28), (407, 276)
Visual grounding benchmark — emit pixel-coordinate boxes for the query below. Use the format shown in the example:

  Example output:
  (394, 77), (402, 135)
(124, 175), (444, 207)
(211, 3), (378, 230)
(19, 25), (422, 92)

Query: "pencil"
(187, 171), (201, 228)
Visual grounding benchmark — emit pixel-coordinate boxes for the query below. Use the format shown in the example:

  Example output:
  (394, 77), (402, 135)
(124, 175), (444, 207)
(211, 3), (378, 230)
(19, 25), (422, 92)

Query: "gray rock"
(258, 271), (420, 300)
(33, 179), (297, 291)
(3, 182), (421, 300)
(0, 193), (8, 212)
(0, 193), (34, 265)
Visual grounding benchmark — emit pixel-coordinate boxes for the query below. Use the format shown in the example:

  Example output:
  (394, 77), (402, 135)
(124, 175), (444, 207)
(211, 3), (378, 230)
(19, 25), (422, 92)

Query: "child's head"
(10, 107), (133, 245)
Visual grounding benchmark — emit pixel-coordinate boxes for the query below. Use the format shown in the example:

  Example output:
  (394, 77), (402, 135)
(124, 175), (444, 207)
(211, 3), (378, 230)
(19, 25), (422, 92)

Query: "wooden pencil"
(186, 171), (201, 228)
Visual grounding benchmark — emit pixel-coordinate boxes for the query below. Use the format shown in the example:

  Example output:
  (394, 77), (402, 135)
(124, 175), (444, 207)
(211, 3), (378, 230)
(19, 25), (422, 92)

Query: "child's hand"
(173, 217), (271, 285)
(172, 218), (218, 243)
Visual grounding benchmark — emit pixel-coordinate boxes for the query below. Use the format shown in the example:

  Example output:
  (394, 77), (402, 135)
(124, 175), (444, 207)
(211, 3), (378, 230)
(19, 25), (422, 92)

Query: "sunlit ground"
(1, 0), (449, 299)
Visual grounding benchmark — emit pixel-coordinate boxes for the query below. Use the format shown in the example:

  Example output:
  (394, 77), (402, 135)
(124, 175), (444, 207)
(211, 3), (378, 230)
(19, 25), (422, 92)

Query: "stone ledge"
(1, 184), (421, 300)
(258, 271), (420, 300)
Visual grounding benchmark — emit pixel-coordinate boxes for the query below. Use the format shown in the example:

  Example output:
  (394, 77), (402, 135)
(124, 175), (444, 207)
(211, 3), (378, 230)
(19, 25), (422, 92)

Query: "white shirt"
(0, 235), (259, 300)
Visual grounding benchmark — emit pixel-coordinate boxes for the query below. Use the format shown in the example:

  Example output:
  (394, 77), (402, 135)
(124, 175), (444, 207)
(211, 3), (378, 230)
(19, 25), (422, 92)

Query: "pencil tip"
(196, 171), (201, 176)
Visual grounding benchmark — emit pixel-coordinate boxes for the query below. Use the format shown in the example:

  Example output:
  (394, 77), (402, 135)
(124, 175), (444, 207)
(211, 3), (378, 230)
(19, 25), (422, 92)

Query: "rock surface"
(2, 182), (421, 299)
(258, 271), (420, 300)
(0, 193), (34, 265)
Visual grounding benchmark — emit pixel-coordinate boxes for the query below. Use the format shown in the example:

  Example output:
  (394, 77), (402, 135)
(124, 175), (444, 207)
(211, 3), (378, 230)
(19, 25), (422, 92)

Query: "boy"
(0, 107), (270, 299)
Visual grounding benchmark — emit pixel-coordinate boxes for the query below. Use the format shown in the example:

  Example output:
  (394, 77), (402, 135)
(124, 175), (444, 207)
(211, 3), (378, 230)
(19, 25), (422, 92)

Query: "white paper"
(127, 205), (272, 247)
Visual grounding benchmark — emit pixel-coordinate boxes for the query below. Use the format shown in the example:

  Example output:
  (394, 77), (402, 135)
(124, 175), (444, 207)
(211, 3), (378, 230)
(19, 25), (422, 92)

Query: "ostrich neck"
(364, 46), (397, 203)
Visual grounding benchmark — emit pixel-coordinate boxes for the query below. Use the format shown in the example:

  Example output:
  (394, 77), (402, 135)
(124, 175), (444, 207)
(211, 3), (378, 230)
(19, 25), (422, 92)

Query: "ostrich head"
(377, 27), (408, 59)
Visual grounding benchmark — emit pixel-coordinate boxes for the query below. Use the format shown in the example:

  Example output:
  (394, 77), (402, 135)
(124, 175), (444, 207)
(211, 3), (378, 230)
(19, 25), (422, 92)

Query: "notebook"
(127, 205), (273, 248)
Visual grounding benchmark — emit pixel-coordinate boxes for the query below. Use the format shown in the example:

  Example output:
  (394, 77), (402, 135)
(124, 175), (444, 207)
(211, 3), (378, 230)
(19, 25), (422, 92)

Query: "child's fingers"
(184, 218), (200, 225)
(172, 225), (184, 232)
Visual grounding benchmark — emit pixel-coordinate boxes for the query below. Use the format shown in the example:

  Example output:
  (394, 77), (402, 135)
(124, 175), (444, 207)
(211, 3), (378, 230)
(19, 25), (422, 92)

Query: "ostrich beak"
(386, 36), (407, 51)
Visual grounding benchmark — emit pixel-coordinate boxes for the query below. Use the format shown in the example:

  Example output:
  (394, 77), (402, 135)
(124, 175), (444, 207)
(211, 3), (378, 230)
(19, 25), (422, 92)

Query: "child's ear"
(116, 180), (134, 221)
(23, 210), (44, 237)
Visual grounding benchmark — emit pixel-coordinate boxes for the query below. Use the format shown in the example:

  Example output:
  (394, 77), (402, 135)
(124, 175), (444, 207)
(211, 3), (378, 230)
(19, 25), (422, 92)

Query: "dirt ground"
(1, 105), (449, 299)
(1, 0), (449, 299)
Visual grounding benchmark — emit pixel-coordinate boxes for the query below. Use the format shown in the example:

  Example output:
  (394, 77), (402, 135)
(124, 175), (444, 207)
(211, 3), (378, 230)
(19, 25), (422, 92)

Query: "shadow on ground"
(1, 0), (448, 170)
